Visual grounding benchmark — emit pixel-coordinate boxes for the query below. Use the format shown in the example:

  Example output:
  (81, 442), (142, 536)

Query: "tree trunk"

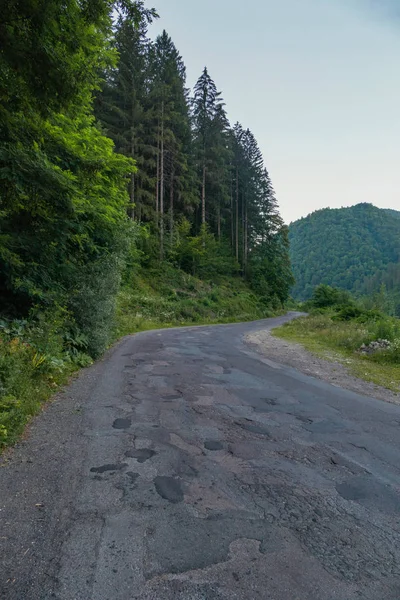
(230, 177), (234, 249)
(130, 92), (135, 220)
(242, 190), (245, 271)
(130, 122), (135, 220)
(170, 166), (174, 247)
(160, 102), (165, 260)
(217, 203), (221, 240)
(244, 201), (248, 276)
(201, 162), (206, 226)
(235, 166), (239, 262)
(155, 123), (160, 230)
(130, 172), (135, 220)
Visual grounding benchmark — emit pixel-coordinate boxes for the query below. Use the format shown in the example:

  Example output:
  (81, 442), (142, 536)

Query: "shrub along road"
(1, 313), (400, 599)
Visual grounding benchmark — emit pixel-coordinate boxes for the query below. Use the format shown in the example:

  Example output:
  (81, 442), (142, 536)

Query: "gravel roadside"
(246, 328), (400, 405)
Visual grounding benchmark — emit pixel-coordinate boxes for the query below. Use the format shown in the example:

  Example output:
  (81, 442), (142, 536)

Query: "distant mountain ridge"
(289, 203), (400, 307)
(384, 208), (400, 219)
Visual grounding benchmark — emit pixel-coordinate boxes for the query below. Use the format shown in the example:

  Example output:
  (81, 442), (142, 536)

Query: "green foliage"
(248, 226), (294, 306)
(311, 284), (352, 309)
(289, 204), (400, 313)
(0, 309), (83, 448)
(115, 263), (274, 339)
(172, 223), (239, 278)
(373, 318), (400, 343)
(0, 0), (114, 116)
(333, 305), (367, 322)
(0, 0), (139, 448)
(0, 0), (135, 357)
(68, 254), (124, 358)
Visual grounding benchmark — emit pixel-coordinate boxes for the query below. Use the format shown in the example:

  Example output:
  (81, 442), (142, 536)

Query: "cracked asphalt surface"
(1, 312), (400, 599)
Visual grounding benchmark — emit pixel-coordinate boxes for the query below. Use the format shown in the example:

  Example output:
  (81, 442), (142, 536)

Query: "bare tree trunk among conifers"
(130, 171), (135, 220)
(230, 177), (234, 249)
(235, 166), (239, 262)
(202, 163), (206, 226)
(170, 166), (174, 246)
(130, 108), (135, 219)
(160, 101), (165, 260)
(155, 123), (160, 229)
(242, 191), (246, 270)
(244, 202), (248, 275)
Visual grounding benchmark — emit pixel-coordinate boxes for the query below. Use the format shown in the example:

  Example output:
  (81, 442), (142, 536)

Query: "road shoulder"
(246, 327), (400, 405)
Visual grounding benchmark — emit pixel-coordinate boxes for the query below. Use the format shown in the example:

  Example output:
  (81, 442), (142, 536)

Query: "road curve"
(1, 313), (400, 599)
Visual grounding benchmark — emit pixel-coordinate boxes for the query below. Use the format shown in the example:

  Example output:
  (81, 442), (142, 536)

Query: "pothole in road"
(204, 441), (224, 451)
(305, 420), (345, 434)
(113, 418), (132, 430)
(154, 476), (184, 503)
(162, 394), (182, 402)
(286, 413), (314, 425)
(235, 420), (270, 437)
(261, 397), (278, 406)
(90, 463), (127, 474)
(336, 476), (400, 514)
(125, 449), (156, 463)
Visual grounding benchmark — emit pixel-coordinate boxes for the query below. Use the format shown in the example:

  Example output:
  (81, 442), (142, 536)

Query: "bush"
(373, 319), (400, 343)
(68, 253), (124, 358)
(0, 309), (76, 448)
(333, 305), (363, 321)
(355, 309), (384, 323)
(312, 284), (351, 309)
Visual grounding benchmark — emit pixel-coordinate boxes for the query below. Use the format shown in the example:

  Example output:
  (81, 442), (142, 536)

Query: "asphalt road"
(1, 313), (400, 599)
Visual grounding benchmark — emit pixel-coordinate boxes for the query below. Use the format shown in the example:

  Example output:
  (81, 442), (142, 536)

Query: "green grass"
(273, 314), (400, 393)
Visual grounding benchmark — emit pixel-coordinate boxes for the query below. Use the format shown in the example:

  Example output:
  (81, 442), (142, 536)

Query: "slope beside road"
(1, 313), (400, 599)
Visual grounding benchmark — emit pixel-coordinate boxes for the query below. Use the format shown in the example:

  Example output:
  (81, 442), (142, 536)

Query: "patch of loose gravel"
(246, 328), (400, 405)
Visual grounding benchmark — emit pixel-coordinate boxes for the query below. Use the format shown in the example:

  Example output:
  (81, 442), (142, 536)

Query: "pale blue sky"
(150, 0), (400, 223)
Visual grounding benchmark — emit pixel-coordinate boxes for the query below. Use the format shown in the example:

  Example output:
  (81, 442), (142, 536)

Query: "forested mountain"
(289, 204), (400, 311)
(0, 0), (291, 355)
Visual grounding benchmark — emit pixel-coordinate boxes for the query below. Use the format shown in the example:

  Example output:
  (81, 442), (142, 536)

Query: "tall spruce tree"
(148, 30), (197, 256)
(208, 103), (232, 240)
(192, 68), (225, 229)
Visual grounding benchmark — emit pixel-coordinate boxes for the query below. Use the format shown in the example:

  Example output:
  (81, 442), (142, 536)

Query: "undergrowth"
(114, 265), (274, 338)
(0, 310), (92, 449)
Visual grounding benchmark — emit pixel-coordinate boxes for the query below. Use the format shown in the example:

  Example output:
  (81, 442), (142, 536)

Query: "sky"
(149, 0), (400, 223)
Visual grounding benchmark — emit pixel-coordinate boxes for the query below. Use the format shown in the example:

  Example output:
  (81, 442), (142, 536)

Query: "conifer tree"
(148, 31), (196, 256)
(192, 68), (224, 229)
